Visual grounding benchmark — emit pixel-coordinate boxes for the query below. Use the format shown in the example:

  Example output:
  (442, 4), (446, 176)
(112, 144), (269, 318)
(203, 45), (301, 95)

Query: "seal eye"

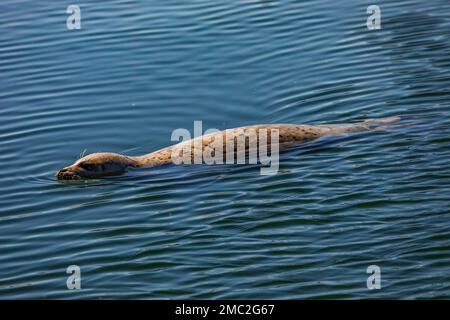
(80, 163), (94, 171)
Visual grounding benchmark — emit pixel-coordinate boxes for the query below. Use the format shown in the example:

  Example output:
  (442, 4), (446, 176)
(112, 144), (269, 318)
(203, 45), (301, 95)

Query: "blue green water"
(1, 0), (450, 299)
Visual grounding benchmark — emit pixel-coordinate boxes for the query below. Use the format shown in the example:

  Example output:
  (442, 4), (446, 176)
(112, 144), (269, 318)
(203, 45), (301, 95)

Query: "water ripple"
(1, 0), (450, 299)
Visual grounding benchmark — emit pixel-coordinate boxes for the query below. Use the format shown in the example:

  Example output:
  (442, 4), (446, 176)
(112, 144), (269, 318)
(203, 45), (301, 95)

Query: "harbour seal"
(57, 116), (400, 180)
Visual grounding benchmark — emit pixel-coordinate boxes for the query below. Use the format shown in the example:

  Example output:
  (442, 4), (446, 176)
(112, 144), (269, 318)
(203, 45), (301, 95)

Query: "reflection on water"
(0, 0), (449, 299)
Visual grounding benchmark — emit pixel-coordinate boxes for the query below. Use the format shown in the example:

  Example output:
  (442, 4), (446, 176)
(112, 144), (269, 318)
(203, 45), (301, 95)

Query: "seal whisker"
(79, 149), (87, 159)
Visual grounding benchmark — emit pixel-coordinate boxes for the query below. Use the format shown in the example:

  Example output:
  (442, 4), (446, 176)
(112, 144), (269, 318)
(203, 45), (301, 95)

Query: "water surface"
(1, 0), (450, 299)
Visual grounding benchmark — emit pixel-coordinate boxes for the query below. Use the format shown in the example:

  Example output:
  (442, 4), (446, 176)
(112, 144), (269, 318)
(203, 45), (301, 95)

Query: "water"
(1, 0), (450, 299)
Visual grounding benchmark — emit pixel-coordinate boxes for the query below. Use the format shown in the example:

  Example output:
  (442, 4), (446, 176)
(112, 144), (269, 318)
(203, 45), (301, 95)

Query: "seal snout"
(57, 167), (81, 180)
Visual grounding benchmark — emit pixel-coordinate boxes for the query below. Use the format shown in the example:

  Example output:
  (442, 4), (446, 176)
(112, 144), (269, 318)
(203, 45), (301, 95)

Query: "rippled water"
(1, 0), (450, 299)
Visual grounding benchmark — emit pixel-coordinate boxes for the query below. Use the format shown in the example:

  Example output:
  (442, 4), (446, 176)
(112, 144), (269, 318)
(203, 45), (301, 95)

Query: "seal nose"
(57, 167), (78, 180)
(57, 168), (67, 179)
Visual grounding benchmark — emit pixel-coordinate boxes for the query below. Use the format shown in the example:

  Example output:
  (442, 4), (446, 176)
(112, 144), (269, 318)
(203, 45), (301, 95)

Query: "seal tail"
(363, 116), (401, 125)
(317, 116), (402, 135)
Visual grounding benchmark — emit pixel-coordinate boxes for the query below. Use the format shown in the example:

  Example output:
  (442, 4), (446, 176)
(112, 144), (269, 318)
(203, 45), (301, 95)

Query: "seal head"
(57, 152), (138, 180)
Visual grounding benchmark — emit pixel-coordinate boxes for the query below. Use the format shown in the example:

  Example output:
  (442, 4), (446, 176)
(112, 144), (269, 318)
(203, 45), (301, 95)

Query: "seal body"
(134, 122), (378, 166)
(135, 124), (325, 166)
(57, 117), (400, 179)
